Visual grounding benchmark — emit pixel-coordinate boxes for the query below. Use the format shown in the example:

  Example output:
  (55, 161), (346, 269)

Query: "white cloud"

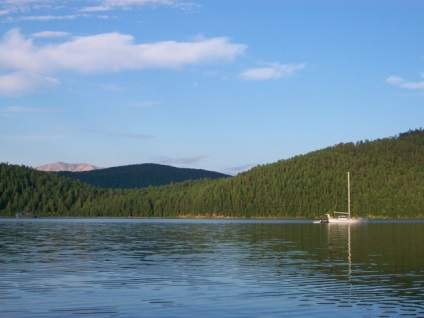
(0, 28), (246, 95)
(51, 33), (245, 72)
(32, 31), (70, 38)
(386, 73), (424, 90)
(240, 62), (306, 81)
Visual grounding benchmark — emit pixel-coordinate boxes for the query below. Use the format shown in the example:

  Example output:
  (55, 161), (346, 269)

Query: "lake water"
(0, 218), (423, 317)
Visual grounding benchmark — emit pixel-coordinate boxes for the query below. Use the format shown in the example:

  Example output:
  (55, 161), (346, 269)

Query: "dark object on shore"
(15, 212), (37, 218)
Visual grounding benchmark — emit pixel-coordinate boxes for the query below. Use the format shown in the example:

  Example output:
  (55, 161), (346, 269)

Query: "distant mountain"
(57, 163), (230, 189)
(37, 161), (100, 172)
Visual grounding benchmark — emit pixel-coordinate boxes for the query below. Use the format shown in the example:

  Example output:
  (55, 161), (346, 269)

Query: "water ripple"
(0, 219), (423, 317)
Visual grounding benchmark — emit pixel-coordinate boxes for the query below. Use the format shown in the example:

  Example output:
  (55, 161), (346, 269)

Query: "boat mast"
(348, 172), (351, 219)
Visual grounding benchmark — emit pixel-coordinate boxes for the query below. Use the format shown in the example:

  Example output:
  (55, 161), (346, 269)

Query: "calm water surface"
(0, 218), (423, 317)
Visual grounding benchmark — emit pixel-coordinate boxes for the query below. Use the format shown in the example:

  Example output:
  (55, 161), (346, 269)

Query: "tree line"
(1, 129), (423, 218)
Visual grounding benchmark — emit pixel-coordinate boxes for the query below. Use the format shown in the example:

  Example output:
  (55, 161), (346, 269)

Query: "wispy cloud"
(86, 128), (157, 140)
(1, 0), (196, 21)
(0, 106), (64, 113)
(0, 0), (196, 14)
(240, 62), (306, 81)
(32, 31), (71, 38)
(0, 0), (58, 16)
(0, 28), (246, 95)
(118, 132), (157, 140)
(386, 73), (424, 90)
(224, 164), (255, 175)
(129, 101), (161, 108)
(1, 0), (56, 5)
(1, 133), (63, 142)
(81, 0), (198, 12)
(97, 83), (124, 92)
(153, 155), (208, 166)
(19, 14), (83, 21)
(0, 71), (59, 96)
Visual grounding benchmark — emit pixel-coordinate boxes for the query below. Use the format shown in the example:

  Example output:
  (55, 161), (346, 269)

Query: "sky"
(0, 0), (423, 175)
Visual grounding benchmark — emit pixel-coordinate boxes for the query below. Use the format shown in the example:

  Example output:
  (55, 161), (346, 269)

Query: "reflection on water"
(0, 219), (423, 317)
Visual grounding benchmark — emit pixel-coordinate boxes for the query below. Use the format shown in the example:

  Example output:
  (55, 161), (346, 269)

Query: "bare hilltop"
(36, 161), (100, 172)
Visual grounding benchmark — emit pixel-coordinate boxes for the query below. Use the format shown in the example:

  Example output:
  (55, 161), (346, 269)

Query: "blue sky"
(0, 0), (423, 174)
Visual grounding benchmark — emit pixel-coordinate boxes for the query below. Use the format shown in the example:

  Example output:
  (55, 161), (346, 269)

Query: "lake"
(0, 218), (423, 317)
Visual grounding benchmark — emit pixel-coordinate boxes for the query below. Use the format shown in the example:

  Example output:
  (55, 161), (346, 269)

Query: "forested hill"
(57, 163), (230, 189)
(1, 129), (423, 218)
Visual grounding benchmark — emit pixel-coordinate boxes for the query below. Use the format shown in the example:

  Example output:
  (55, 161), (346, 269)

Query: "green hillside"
(1, 129), (423, 218)
(57, 163), (230, 189)
(0, 165), (105, 215)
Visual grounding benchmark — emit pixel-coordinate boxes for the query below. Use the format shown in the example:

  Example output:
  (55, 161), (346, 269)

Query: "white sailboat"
(325, 172), (368, 223)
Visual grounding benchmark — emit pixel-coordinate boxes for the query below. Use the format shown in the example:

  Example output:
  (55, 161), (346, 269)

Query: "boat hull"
(327, 218), (367, 223)
(325, 213), (367, 223)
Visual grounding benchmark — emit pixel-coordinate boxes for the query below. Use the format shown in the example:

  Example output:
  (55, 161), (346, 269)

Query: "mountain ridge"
(57, 163), (230, 189)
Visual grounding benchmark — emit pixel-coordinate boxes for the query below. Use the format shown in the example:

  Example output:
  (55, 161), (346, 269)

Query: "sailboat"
(324, 172), (368, 223)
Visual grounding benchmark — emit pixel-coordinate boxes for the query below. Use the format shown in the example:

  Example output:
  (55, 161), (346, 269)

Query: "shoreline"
(1, 215), (423, 220)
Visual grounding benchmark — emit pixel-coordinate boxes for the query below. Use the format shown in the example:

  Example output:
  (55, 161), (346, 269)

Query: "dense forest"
(57, 163), (230, 189)
(1, 129), (423, 219)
